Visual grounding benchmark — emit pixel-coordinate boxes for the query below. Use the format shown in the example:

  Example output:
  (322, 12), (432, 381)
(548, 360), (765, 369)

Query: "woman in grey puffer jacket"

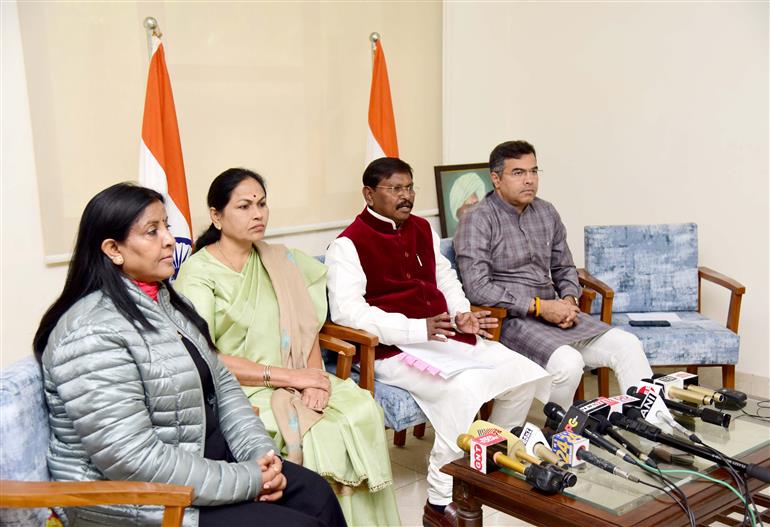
(33, 183), (346, 527)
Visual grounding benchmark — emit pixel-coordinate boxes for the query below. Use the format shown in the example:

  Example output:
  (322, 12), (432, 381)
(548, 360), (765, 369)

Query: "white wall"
(1, 1), (69, 368)
(444, 2), (769, 395)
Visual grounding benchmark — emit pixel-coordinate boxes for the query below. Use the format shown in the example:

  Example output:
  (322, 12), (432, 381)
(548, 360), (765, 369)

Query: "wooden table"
(430, 444), (770, 527)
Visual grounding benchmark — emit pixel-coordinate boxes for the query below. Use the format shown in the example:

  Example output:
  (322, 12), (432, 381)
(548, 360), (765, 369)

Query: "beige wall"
(2, 1), (441, 366)
(444, 2), (769, 393)
(17, 1), (442, 259)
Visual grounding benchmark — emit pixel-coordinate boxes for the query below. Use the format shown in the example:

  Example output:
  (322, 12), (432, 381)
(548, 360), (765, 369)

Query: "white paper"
(397, 340), (494, 379)
(626, 312), (681, 323)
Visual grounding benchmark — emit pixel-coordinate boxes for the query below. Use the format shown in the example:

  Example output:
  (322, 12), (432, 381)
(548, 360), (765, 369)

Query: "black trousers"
(198, 461), (347, 527)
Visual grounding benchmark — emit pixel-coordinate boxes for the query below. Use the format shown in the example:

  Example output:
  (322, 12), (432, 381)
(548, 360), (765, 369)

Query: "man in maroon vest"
(326, 157), (549, 524)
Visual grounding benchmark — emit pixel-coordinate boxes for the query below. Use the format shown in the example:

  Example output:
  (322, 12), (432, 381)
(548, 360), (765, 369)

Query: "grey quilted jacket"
(41, 280), (276, 526)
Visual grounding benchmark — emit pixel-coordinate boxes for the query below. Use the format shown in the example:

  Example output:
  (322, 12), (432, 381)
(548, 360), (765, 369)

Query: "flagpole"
(143, 17), (162, 59)
(369, 32), (380, 61)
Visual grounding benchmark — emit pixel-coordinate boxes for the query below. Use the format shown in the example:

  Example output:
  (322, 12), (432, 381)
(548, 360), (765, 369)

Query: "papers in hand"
(626, 312), (681, 323)
(396, 339), (494, 379)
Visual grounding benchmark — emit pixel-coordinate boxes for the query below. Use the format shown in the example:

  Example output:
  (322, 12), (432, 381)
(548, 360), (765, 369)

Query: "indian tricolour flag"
(139, 35), (192, 280)
(365, 38), (399, 164)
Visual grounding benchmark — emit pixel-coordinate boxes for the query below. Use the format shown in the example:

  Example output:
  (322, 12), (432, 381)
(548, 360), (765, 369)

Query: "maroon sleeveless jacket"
(339, 208), (474, 358)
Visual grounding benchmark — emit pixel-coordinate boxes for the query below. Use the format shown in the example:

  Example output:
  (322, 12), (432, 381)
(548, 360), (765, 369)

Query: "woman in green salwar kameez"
(175, 168), (400, 527)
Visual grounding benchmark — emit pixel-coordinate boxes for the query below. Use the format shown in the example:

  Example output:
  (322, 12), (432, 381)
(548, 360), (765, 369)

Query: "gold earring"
(214, 223), (221, 230)
(112, 255), (124, 266)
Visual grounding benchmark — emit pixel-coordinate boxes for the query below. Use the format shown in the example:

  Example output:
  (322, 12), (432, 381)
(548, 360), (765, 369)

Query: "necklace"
(216, 241), (242, 272)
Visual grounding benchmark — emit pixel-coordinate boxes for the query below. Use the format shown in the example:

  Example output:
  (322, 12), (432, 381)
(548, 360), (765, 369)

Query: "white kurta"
(326, 211), (550, 505)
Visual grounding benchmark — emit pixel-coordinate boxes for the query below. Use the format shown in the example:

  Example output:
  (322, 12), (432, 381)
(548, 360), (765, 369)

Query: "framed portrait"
(434, 162), (493, 238)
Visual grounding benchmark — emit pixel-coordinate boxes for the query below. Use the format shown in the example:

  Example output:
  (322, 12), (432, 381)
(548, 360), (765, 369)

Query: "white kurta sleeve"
(431, 228), (472, 315)
(325, 236), (429, 346)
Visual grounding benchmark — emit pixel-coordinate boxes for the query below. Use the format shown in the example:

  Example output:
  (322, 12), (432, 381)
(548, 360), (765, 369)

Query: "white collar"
(366, 207), (398, 230)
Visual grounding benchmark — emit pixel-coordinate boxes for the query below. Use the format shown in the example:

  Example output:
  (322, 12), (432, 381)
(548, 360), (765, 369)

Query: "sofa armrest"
(577, 268), (614, 324)
(698, 266), (746, 333)
(0, 480), (193, 527)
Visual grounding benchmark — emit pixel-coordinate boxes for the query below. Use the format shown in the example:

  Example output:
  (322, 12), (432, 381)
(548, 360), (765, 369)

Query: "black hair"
(194, 168), (267, 251)
(33, 183), (215, 362)
(489, 141), (537, 175)
(362, 157), (413, 188)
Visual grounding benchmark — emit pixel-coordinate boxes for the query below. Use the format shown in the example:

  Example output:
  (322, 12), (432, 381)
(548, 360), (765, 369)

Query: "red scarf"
(132, 280), (160, 302)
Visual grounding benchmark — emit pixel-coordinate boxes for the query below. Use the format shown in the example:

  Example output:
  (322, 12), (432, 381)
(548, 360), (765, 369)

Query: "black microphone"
(589, 413), (657, 468)
(609, 412), (770, 484)
(543, 402), (637, 466)
(574, 399), (656, 466)
(575, 448), (641, 483)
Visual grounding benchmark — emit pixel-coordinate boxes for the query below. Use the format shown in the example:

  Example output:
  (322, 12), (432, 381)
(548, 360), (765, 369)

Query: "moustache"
(396, 200), (413, 209)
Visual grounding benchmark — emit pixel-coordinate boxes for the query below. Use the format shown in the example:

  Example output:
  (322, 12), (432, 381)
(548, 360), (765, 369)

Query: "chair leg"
(598, 367), (610, 398)
(574, 376), (585, 402)
(686, 366), (698, 376)
(479, 400), (494, 421)
(413, 423), (426, 439)
(393, 429), (406, 447)
(722, 365), (736, 389)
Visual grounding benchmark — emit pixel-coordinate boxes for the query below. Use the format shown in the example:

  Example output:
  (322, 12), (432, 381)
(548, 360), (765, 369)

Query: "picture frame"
(434, 162), (493, 238)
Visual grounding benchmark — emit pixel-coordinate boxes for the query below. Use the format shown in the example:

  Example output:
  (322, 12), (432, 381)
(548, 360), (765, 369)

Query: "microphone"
(650, 446), (695, 467)
(470, 421), (578, 487)
(628, 388), (731, 428)
(543, 402), (637, 466)
(550, 431), (640, 482)
(650, 372), (747, 409)
(609, 412), (770, 484)
(457, 434), (576, 494)
(512, 423), (566, 467)
(587, 412), (657, 468)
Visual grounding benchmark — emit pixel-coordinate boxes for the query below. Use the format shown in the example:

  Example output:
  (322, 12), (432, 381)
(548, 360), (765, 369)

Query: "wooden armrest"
(320, 322), (377, 394)
(698, 267), (746, 294)
(318, 333), (356, 381)
(0, 480), (193, 527)
(577, 269), (614, 324)
(698, 266), (746, 333)
(577, 269), (614, 298)
(318, 333), (356, 357)
(470, 305), (505, 342)
(321, 321), (378, 347)
(578, 288), (596, 314)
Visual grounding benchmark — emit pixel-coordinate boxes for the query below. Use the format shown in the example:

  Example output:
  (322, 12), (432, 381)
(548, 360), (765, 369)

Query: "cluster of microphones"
(458, 371), (769, 496)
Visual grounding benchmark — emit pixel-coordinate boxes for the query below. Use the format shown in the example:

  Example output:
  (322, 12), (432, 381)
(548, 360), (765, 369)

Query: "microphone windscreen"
(511, 426), (523, 436)
(543, 402), (563, 420)
(627, 387), (639, 396)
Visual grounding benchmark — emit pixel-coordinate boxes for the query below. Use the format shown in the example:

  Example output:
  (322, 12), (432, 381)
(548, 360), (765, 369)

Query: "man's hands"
(256, 450), (287, 502)
(455, 310), (498, 339)
(539, 298), (580, 329)
(426, 311), (499, 341)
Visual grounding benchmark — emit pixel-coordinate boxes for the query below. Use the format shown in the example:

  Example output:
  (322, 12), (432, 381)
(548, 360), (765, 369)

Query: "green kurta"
(175, 247), (400, 527)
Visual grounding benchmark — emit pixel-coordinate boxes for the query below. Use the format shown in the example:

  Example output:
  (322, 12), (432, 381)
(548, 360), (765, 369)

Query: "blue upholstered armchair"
(0, 357), (193, 526)
(580, 223), (744, 390)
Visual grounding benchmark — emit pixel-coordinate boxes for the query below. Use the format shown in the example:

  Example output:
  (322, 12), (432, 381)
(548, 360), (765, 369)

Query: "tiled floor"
(386, 371), (617, 526)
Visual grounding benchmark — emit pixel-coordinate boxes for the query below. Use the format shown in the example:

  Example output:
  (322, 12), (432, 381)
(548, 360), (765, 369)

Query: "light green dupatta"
(220, 241), (324, 464)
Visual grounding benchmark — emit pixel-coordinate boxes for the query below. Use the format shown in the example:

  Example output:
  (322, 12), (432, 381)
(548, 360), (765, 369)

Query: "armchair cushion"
(584, 223), (699, 314)
(0, 357), (52, 526)
(593, 311), (739, 366)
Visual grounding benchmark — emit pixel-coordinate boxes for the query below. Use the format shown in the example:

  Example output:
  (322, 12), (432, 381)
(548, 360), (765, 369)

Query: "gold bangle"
(263, 365), (273, 388)
(534, 297), (541, 318)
